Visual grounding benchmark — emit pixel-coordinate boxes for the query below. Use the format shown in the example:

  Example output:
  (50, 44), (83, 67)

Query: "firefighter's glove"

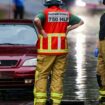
(94, 48), (99, 57)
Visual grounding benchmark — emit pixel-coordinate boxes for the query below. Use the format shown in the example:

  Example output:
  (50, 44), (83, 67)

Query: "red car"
(0, 20), (38, 88)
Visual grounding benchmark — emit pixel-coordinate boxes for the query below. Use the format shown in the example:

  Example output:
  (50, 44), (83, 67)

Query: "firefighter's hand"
(66, 25), (71, 35)
(40, 29), (47, 38)
(94, 48), (99, 57)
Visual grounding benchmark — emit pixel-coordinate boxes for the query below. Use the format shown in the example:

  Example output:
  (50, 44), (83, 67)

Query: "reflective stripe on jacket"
(37, 33), (68, 55)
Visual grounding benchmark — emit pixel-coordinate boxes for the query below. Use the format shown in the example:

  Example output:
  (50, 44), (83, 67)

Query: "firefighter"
(96, 0), (105, 104)
(33, 0), (84, 105)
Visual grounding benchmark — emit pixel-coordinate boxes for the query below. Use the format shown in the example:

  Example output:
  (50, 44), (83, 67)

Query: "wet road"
(0, 6), (103, 105)
(64, 7), (101, 102)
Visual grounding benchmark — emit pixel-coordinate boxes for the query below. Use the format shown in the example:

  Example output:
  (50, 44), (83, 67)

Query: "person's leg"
(100, 40), (105, 87)
(50, 54), (67, 105)
(19, 6), (24, 19)
(97, 52), (105, 104)
(14, 8), (18, 19)
(97, 40), (105, 104)
(33, 55), (56, 105)
(97, 52), (104, 88)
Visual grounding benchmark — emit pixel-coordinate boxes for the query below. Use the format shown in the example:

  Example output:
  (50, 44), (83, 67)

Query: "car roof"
(0, 19), (34, 24)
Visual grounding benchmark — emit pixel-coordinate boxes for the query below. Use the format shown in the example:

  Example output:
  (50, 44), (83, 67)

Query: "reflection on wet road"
(63, 7), (101, 102)
(75, 29), (87, 100)
(0, 7), (103, 105)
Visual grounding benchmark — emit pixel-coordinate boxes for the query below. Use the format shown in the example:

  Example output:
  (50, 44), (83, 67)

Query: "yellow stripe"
(40, 36), (43, 50)
(48, 35), (51, 51)
(38, 49), (68, 53)
(39, 33), (65, 37)
(51, 93), (63, 99)
(52, 99), (61, 104)
(34, 99), (46, 103)
(35, 93), (47, 97)
(99, 90), (105, 95)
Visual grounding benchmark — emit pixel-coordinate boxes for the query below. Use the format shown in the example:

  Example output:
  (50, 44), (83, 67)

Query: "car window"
(0, 24), (38, 45)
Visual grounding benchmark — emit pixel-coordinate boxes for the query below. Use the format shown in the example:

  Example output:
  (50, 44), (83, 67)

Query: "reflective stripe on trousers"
(51, 92), (63, 104)
(33, 54), (67, 105)
(99, 89), (105, 96)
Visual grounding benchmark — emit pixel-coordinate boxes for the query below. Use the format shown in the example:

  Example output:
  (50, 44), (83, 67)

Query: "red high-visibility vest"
(37, 6), (71, 55)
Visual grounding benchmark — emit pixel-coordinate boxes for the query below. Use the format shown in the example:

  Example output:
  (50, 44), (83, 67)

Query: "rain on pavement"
(0, 1), (103, 105)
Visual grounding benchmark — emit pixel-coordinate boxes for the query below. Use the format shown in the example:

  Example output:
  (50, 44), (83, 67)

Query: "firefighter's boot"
(99, 96), (105, 105)
(46, 99), (53, 105)
(98, 88), (105, 105)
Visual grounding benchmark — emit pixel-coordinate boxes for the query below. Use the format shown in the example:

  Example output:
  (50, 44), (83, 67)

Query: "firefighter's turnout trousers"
(34, 54), (67, 105)
(97, 40), (105, 101)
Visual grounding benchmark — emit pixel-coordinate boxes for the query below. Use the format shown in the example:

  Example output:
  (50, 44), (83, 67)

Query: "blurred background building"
(0, 0), (104, 19)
